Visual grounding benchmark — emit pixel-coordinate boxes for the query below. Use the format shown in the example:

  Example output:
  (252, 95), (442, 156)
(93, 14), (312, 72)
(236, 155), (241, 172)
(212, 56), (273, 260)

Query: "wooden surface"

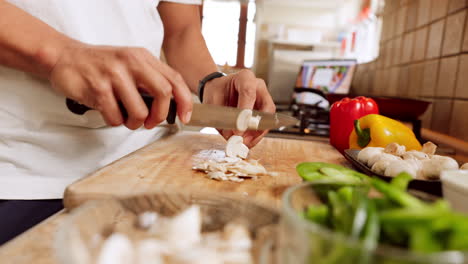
(0, 131), (346, 264)
(0, 211), (66, 264)
(64, 131), (347, 209)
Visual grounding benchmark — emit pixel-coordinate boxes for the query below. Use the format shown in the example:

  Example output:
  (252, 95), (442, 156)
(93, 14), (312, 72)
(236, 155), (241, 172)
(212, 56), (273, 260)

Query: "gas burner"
(270, 102), (330, 137)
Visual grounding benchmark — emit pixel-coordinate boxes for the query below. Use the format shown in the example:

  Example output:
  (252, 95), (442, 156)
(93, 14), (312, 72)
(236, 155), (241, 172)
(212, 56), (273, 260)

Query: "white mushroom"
(236, 109), (252, 132)
(421, 141), (437, 155)
(236, 109), (262, 132)
(462, 163), (468, 170)
(96, 233), (134, 264)
(208, 171), (229, 181)
(421, 155), (459, 180)
(384, 143), (406, 156)
(357, 147), (384, 166)
(225, 136), (249, 159)
(384, 160), (418, 178)
(137, 211), (158, 230)
(222, 222), (252, 251)
(248, 115), (262, 130)
(402, 150), (429, 161)
(163, 205), (202, 249)
(168, 246), (222, 264)
(135, 239), (168, 264)
(368, 153), (400, 167)
(371, 155), (402, 175)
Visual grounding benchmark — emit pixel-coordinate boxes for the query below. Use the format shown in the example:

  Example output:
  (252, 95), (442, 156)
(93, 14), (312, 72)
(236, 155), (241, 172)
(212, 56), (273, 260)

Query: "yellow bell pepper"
(349, 114), (422, 151)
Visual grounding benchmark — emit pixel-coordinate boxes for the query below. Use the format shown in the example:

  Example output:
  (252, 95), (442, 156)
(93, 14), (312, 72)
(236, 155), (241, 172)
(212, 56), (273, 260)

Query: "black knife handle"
(66, 95), (177, 125)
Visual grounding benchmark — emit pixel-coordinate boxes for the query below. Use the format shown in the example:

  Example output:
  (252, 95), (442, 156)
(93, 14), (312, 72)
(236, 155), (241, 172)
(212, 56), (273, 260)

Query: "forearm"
(0, 0), (76, 78)
(162, 26), (218, 94)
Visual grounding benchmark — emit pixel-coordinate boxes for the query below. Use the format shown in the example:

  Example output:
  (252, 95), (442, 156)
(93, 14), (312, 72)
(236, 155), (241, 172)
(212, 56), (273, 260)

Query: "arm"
(157, 3), (217, 93)
(158, 2), (275, 147)
(0, 0), (193, 129)
(0, 0), (71, 77)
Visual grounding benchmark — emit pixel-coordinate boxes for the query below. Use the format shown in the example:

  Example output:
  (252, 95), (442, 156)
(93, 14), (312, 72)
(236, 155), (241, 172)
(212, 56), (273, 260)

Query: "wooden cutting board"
(64, 131), (347, 209)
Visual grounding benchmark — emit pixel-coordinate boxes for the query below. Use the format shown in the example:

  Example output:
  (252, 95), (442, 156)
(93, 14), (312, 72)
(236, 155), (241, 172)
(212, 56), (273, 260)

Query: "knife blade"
(66, 94), (298, 131)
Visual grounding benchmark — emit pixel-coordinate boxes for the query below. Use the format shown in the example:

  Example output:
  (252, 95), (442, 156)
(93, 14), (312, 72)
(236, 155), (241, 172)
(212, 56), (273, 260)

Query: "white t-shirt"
(0, 0), (200, 199)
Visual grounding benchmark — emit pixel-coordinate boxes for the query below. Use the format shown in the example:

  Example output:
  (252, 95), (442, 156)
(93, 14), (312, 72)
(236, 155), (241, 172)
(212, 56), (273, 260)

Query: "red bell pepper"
(329, 96), (379, 154)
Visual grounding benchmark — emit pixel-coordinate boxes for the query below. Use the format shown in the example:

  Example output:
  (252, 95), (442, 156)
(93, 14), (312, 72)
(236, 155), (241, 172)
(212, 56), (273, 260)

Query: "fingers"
(147, 57), (193, 124)
(112, 71), (149, 130)
(135, 69), (173, 129)
(170, 72), (193, 124)
(235, 71), (257, 110)
(237, 77), (275, 147)
(255, 79), (276, 113)
(92, 82), (124, 127)
(220, 129), (234, 141)
(244, 130), (268, 148)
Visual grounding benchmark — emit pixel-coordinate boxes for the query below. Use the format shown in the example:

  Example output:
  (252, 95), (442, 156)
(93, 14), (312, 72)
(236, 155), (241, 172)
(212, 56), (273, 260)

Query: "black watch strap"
(197, 71), (226, 103)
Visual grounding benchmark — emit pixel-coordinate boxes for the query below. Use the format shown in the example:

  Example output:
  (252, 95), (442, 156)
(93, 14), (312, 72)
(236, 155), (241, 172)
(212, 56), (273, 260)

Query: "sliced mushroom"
(226, 136), (249, 159)
(222, 222), (252, 251)
(96, 233), (134, 264)
(236, 109), (253, 132)
(137, 211), (158, 230)
(421, 141), (437, 155)
(164, 205), (202, 248)
(357, 147), (384, 166)
(167, 246), (222, 264)
(236, 109), (262, 131)
(384, 143), (406, 156)
(135, 239), (168, 264)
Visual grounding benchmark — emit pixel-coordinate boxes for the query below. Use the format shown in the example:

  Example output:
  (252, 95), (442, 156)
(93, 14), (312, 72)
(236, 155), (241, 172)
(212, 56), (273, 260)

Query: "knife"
(66, 95), (298, 131)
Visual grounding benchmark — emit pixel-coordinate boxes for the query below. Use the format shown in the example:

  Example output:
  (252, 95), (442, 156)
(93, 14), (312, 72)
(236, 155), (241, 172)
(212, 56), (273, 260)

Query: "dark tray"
(344, 149), (442, 197)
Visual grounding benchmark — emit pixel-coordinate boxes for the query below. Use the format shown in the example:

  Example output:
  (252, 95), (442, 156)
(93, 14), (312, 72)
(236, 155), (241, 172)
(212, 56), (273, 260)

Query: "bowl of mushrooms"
(344, 142), (467, 196)
(54, 189), (279, 264)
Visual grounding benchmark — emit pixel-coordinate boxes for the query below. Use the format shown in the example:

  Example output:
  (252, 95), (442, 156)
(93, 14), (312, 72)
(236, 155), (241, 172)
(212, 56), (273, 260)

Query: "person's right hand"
(48, 43), (193, 130)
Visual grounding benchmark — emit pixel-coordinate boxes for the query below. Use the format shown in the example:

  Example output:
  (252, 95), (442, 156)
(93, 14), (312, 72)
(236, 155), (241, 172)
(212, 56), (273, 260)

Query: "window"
(201, 0), (256, 68)
(244, 1), (256, 68)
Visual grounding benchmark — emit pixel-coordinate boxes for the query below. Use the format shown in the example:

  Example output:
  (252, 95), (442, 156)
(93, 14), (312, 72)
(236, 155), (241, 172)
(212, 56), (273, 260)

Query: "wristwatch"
(197, 71), (226, 103)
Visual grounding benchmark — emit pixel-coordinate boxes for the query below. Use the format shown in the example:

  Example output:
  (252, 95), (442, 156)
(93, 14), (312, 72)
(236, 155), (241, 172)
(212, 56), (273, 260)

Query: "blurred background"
(194, 0), (468, 161)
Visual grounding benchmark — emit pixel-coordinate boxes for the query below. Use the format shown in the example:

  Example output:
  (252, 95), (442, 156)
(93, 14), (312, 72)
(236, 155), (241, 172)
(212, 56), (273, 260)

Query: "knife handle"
(66, 95), (177, 125)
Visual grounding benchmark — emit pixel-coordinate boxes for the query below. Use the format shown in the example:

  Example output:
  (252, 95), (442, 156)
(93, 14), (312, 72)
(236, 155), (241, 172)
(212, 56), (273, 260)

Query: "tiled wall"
(351, 0), (468, 141)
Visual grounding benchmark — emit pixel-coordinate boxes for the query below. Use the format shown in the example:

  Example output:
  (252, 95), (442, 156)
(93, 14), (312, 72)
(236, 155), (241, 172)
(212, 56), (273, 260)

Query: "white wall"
(253, 0), (363, 103)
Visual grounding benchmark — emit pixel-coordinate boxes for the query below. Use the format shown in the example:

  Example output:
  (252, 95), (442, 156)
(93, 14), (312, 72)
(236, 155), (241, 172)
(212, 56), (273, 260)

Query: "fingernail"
(184, 111), (192, 124)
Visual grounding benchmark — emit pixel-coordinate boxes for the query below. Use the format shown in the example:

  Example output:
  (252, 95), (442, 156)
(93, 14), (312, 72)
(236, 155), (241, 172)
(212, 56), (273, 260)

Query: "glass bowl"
(54, 188), (279, 264)
(278, 181), (468, 264)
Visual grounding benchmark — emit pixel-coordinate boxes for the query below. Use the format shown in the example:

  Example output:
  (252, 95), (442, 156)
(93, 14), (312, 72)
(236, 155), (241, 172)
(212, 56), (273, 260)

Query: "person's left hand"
(202, 69), (276, 148)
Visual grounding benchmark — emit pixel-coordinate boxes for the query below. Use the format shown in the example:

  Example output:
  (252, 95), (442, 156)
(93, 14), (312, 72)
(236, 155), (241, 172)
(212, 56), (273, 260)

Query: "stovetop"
(270, 104), (330, 137)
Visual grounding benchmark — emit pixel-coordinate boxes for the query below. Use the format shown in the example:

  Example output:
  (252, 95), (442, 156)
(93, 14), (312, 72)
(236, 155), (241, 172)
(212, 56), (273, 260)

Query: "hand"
(48, 42), (193, 130)
(202, 69), (276, 148)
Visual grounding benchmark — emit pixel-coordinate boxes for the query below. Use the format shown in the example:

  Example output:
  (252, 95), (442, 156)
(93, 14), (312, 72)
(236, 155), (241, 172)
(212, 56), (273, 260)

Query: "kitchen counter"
(0, 131), (346, 264)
